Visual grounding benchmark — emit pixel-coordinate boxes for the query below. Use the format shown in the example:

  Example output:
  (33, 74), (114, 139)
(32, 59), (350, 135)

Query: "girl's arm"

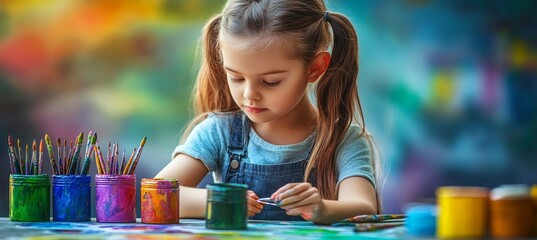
(318, 177), (377, 223)
(155, 154), (209, 218)
(272, 176), (377, 224)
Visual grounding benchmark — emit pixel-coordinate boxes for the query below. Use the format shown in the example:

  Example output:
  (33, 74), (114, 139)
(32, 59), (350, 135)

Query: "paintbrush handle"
(69, 145), (80, 174)
(7, 147), (15, 174)
(45, 136), (59, 175)
(81, 156), (92, 175)
(128, 148), (143, 175)
(354, 222), (405, 232)
(346, 214), (406, 223)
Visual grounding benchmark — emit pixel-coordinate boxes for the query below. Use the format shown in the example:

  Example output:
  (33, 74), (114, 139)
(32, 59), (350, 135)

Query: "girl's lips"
(245, 106), (267, 113)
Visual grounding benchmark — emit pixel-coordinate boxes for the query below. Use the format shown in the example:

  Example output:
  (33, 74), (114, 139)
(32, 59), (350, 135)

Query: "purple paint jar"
(95, 174), (136, 223)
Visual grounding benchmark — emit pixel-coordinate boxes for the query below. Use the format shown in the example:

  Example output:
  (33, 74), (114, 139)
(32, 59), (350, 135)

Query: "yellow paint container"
(140, 178), (179, 224)
(490, 184), (534, 238)
(437, 186), (489, 238)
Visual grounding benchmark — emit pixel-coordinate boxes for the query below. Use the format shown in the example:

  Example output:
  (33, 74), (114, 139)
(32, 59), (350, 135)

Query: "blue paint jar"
(206, 183), (248, 230)
(405, 205), (437, 237)
(52, 175), (91, 222)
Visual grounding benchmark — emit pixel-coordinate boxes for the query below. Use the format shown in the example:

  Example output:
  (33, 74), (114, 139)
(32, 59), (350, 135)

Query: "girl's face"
(220, 36), (311, 124)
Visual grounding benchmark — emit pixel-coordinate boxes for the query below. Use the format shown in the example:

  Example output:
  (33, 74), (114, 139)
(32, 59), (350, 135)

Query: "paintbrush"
(95, 142), (107, 174)
(81, 132), (96, 175)
(24, 144), (29, 175)
(69, 132), (83, 174)
(56, 138), (62, 174)
(94, 145), (103, 174)
(110, 143), (116, 174)
(62, 140), (67, 174)
(257, 198), (280, 207)
(84, 131), (93, 158)
(342, 214), (406, 223)
(17, 139), (22, 174)
(66, 140), (73, 174)
(114, 143), (119, 174)
(122, 147), (136, 175)
(7, 136), (14, 174)
(8, 136), (20, 174)
(354, 222), (405, 232)
(120, 148), (126, 174)
(127, 137), (146, 175)
(115, 143), (119, 174)
(7, 146), (15, 174)
(333, 214), (406, 226)
(38, 139), (44, 174)
(32, 140), (37, 175)
(45, 134), (59, 175)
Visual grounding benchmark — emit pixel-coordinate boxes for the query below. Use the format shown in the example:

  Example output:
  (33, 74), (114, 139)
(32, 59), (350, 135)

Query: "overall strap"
(222, 112), (250, 182)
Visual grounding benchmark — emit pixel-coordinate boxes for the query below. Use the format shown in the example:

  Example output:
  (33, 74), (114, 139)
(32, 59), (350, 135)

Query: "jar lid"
(141, 178), (179, 188)
(207, 183), (247, 192)
(491, 184), (529, 200)
(437, 186), (489, 198)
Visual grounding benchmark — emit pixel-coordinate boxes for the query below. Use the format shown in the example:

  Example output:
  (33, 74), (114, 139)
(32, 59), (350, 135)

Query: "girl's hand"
(271, 182), (324, 221)
(247, 190), (264, 217)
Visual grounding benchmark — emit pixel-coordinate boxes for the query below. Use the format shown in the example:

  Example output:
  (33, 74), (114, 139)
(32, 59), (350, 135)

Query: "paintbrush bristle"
(45, 134), (51, 145)
(77, 132), (83, 144)
(91, 132), (97, 144)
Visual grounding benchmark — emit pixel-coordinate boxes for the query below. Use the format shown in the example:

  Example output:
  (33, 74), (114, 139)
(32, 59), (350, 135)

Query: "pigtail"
(194, 14), (238, 115)
(181, 14), (239, 142)
(305, 12), (382, 212)
(305, 12), (360, 200)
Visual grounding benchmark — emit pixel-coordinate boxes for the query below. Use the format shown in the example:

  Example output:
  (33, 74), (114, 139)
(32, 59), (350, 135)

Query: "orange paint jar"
(490, 185), (535, 238)
(141, 178), (179, 224)
(530, 184), (537, 236)
(437, 186), (489, 238)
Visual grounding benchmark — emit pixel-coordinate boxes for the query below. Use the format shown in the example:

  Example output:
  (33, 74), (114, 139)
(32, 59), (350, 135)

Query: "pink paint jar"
(141, 178), (179, 224)
(95, 174), (136, 223)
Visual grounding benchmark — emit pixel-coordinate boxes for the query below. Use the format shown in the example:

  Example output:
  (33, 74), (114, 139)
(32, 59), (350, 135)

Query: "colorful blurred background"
(1, 0), (536, 216)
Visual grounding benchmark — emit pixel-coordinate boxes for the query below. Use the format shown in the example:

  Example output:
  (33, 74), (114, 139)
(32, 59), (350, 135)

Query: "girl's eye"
(264, 81), (281, 87)
(229, 78), (244, 83)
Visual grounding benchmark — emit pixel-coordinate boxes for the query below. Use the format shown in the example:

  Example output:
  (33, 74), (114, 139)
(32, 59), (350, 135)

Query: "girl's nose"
(243, 83), (262, 101)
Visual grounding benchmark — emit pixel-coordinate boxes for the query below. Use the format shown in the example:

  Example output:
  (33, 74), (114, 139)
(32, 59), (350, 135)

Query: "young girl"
(156, 0), (381, 224)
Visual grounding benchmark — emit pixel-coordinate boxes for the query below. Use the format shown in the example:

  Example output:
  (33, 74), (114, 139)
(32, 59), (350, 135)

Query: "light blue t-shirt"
(172, 112), (375, 188)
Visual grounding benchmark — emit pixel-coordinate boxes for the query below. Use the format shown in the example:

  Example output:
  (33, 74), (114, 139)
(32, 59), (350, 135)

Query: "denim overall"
(221, 113), (312, 221)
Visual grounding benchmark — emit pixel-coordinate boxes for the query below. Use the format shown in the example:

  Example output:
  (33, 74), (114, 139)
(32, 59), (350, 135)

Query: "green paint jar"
(9, 174), (51, 222)
(206, 183), (248, 230)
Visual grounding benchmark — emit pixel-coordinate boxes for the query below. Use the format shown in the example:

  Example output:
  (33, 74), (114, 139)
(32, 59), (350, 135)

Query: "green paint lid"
(207, 183), (248, 202)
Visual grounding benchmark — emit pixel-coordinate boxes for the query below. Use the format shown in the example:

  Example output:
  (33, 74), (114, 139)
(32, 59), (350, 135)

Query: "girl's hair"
(185, 0), (382, 212)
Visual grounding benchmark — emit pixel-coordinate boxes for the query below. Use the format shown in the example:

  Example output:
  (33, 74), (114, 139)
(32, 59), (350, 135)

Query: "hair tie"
(323, 11), (330, 23)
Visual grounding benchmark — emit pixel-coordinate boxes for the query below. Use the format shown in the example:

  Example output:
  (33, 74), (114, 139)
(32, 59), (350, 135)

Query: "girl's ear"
(306, 51), (331, 83)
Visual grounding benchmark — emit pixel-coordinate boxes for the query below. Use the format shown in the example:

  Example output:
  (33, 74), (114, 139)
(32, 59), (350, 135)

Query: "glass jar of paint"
(490, 184), (535, 238)
(436, 186), (488, 238)
(52, 175), (91, 222)
(141, 178), (179, 224)
(9, 174), (50, 222)
(95, 174), (136, 223)
(206, 183), (248, 230)
(530, 184), (537, 236)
